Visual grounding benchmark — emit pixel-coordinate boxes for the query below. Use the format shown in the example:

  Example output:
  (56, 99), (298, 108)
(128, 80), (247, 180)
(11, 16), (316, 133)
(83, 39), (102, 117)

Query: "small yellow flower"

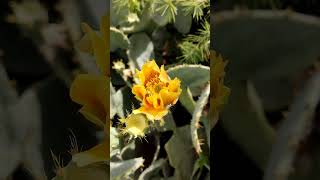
(120, 114), (148, 138)
(112, 60), (125, 71)
(132, 60), (181, 121)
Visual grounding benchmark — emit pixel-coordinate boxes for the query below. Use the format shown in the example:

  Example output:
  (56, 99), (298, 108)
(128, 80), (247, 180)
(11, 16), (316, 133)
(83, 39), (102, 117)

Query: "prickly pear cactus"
(109, 0), (221, 180)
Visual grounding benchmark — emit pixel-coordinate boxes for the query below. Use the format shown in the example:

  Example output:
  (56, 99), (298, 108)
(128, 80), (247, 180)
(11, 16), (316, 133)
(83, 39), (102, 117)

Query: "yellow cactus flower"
(132, 60), (181, 121)
(119, 114), (148, 138)
(70, 15), (109, 163)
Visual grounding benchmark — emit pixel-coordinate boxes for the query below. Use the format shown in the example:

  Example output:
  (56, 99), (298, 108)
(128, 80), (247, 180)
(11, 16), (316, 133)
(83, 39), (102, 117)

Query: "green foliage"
(174, 9), (192, 34)
(178, 21), (210, 63)
(127, 33), (155, 69)
(191, 84), (210, 154)
(111, 0), (210, 65)
(178, 0), (210, 21)
(110, 127), (120, 156)
(153, 0), (178, 23)
(165, 125), (197, 180)
(110, 27), (130, 52)
(110, 157), (144, 180)
(113, 0), (141, 14)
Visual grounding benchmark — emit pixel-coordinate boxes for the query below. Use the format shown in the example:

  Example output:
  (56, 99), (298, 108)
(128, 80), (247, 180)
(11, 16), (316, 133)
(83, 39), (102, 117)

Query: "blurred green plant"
(213, 8), (320, 179)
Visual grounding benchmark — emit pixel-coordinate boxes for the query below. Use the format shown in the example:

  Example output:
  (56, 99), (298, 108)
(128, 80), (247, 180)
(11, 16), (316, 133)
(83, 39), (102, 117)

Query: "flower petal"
(168, 78), (181, 93)
(121, 114), (148, 137)
(132, 85), (146, 101)
(141, 60), (160, 84)
(142, 60), (160, 73)
(150, 94), (163, 109)
(135, 70), (145, 85)
(72, 139), (109, 167)
(159, 65), (170, 83)
(81, 23), (109, 77)
(159, 88), (180, 106)
(70, 74), (108, 126)
(133, 106), (168, 121)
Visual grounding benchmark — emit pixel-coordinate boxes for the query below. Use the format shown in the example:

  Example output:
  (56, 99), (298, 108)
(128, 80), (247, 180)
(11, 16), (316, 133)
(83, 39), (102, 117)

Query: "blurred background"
(211, 0), (320, 180)
(0, 0), (106, 179)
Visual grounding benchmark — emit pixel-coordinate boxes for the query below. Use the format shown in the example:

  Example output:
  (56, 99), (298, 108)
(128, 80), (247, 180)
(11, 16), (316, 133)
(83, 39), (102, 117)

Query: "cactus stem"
(191, 83), (210, 154)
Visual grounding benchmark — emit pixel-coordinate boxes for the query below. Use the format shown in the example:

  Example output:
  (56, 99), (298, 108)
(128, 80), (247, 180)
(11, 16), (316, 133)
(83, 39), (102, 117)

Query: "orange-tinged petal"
(145, 95), (155, 107)
(159, 89), (180, 106)
(168, 78), (181, 93)
(151, 94), (163, 109)
(132, 85), (147, 101)
(133, 106), (168, 121)
(142, 95), (152, 108)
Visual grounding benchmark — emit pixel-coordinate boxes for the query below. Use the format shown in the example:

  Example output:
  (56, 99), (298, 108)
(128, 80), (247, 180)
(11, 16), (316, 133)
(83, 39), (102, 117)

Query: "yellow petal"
(72, 140), (109, 167)
(159, 65), (170, 83)
(121, 114), (148, 138)
(141, 60), (160, 84)
(81, 23), (109, 77)
(133, 106), (168, 121)
(70, 74), (108, 126)
(159, 88), (180, 106)
(168, 78), (181, 93)
(132, 85), (146, 101)
(135, 70), (145, 85)
(142, 60), (160, 73)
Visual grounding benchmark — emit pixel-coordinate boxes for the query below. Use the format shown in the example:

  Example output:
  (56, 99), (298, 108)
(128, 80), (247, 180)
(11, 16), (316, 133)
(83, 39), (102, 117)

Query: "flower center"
(146, 76), (166, 94)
